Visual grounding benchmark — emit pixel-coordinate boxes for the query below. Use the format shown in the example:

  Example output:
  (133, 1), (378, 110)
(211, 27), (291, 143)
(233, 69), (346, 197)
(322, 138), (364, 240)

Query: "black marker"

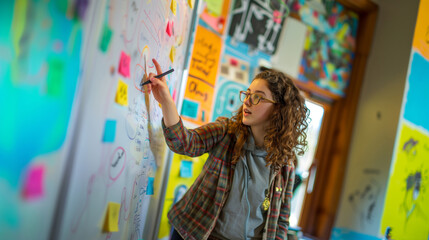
(140, 68), (174, 86)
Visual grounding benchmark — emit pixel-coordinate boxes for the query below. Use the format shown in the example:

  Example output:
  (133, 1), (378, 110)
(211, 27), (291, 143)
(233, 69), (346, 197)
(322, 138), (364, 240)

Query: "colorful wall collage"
(380, 0), (429, 239)
(290, 0), (358, 96)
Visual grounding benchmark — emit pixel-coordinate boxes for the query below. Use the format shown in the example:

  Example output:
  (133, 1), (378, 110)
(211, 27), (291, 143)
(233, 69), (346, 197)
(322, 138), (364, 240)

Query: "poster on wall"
(380, 1), (429, 239)
(157, 153), (207, 240)
(212, 54), (249, 121)
(181, 25), (222, 125)
(228, 0), (289, 55)
(200, 0), (231, 34)
(380, 122), (429, 239)
(411, 0), (429, 60)
(291, 0), (358, 96)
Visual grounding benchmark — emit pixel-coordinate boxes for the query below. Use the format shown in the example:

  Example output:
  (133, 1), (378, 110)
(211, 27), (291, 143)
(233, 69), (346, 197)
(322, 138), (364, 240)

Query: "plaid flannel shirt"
(163, 117), (295, 240)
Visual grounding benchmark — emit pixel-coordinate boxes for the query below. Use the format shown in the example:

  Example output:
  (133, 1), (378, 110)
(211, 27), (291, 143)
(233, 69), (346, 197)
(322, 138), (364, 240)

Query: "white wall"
(334, 0), (420, 237)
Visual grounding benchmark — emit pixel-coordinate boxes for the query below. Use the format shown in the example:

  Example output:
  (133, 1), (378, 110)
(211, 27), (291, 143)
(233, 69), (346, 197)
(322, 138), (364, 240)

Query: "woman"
(146, 59), (309, 240)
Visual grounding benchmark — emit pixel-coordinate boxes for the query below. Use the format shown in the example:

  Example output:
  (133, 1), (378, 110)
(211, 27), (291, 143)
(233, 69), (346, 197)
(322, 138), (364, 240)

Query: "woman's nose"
(244, 96), (252, 106)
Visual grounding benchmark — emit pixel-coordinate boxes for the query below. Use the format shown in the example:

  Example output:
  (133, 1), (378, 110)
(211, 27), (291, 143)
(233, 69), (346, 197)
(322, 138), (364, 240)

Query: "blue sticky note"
(146, 177), (154, 195)
(181, 99), (199, 119)
(180, 160), (193, 178)
(103, 120), (116, 142)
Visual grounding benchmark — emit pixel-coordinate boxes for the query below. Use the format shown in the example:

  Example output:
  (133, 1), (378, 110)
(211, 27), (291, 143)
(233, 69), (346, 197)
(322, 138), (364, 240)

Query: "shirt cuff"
(161, 117), (184, 138)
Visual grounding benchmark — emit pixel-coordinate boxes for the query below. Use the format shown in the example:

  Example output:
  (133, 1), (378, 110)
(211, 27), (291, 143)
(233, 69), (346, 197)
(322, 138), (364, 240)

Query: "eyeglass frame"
(239, 90), (276, 105)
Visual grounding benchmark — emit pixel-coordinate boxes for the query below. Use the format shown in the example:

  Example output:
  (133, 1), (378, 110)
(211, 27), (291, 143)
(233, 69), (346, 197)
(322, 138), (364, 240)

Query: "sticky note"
(146, 177), (154, 195)
(169, 46), (176, 63)
(170, 0), (177, 16)
(172, 88), (177, 101)
(166, 21), (173, 37)
(180, 160), (193, 178)
(273, 10), (282, 24)
(176, 35), (183, 46)
(99, 24), (113, 53)
(181, 99), (199, 119)
(103, 202), (121, 232)
(115, 79), (128, 106)
(22, 164), (45, 200)
(205, 0), (223, 17)
(188, 0), (193, 8)
(46, 58), (65, 97)
(118, 51), (131, 78)
(103, 119), (117, 142)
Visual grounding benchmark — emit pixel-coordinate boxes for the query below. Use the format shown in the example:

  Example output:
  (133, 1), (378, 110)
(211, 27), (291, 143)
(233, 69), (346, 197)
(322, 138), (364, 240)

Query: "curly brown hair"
(228, 70), (309, 168)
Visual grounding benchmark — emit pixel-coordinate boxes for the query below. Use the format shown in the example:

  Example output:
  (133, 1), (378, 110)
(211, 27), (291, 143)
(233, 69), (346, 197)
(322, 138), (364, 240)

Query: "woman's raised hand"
(145, 58), (180, 127)
(146, 58), (173, 106)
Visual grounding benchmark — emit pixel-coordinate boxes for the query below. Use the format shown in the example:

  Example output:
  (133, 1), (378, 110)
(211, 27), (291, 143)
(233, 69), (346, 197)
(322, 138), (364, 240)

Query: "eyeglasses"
(239, 91), (276, 105)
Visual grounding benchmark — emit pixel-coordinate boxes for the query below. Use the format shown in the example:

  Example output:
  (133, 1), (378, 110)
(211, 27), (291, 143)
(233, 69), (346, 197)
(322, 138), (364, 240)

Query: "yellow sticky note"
(170, 0), (177, 15)
(103, 202), (120, 232)
(169, 47), (176, 63)
(115, 79), (128, 106)
(188, 0), (193, 8)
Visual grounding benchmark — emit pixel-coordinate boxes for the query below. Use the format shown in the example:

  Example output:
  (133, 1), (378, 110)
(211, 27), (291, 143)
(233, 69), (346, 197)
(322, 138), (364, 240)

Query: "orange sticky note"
(118, 51), (131, 78)
(22, 164), (45, 201)
(103, 202), (120, 232)
(188, 0), (193, 8)
(115, 79), (128, 106)
(170, 0), (177, 15)
(169, 46), (176, 63)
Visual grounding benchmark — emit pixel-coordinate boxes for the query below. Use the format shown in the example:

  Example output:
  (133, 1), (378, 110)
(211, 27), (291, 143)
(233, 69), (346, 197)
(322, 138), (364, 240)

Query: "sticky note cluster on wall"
(103, 202), (121, 232)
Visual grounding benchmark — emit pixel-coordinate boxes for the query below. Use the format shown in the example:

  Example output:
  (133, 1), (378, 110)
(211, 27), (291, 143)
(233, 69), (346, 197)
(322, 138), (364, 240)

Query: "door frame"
(291, 1), (379, 239)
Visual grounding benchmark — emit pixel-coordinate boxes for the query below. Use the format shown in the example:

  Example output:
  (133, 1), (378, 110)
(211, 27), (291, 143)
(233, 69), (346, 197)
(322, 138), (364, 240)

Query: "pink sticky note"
(118, 51), (131, 78)
(166, 21), (173, 37)
(172, 88), (177, 101)
(273, 10), (282, 24)
(22, 164), (45, 200)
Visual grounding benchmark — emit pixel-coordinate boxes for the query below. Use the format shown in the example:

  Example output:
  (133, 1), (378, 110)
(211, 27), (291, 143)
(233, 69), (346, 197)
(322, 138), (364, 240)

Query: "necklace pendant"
(262, 197), (270, 211)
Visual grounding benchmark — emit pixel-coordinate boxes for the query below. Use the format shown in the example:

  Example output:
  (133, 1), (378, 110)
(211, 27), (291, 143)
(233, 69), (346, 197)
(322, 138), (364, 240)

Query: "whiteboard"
(54, 0), (197, 239)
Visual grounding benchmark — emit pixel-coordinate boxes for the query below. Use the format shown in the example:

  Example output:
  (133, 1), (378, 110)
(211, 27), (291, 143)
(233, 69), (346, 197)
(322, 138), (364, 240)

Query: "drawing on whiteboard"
(108, 147), (126, 182)
(228, 0), (289, 55)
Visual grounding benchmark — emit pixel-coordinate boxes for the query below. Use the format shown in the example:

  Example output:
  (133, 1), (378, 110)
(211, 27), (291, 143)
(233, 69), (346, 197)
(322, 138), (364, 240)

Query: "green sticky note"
(99, 24), (113, 53)
(46, 58), (65, 97)
(205, 0), (223, 16)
